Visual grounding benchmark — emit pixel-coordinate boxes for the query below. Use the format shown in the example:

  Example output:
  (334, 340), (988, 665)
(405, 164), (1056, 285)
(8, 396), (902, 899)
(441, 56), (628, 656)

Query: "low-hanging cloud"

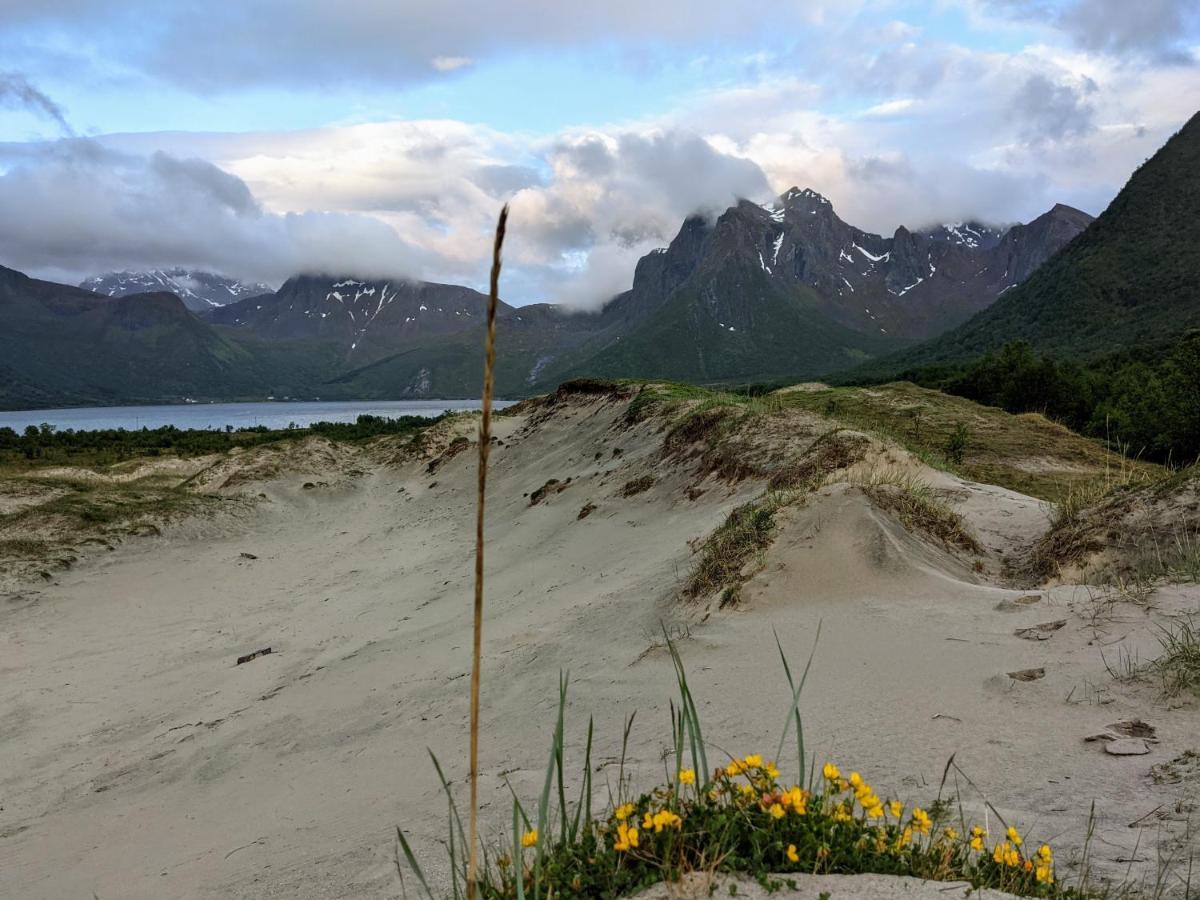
(507, 130), (772, 307)
(0, 71), (73, 135)
(0, 141), (423, 285)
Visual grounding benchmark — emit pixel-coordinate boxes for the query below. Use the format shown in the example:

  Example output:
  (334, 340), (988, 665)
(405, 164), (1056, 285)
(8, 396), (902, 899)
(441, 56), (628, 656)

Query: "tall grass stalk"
(467, 204), (509, 900)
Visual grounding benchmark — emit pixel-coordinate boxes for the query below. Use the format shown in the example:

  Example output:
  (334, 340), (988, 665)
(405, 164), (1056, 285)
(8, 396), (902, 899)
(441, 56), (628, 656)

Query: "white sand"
(632, 871), (1024, 899)
(1, 396), (1196, 898)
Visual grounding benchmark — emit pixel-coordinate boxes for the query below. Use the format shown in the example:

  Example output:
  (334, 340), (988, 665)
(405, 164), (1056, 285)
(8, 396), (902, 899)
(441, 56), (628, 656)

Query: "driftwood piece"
(1014, 620), (1067, 640)
(237, 647), (272, 666)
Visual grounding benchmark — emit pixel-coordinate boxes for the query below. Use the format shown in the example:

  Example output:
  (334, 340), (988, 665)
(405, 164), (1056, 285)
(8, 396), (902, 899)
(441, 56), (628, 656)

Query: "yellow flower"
(739, 783), (756, 797)
(770, 802), (786, 820)
(1036, 844), (1053, 863)
(615, 803), (635, 821)
(744, 754), (763, 768)
(943, 827), (959, 841)
(969, 826), (986, 852)
(786, 843), (800, 863)
(660, 810), (683, 830)
(849, 771), (863, 788)
(896, 826), (913, 848)
(1035, 864), (1054, 885)
(726, 760), (745, 777)
(822, 763), (841, 782)
(521, 829), (538, 848)
(889, 800), (903, 819)
(1006, 826), (1023, 847)
(643, 809), (682, 833)
(785, 786), (808, 815)
(764, 761), (780, 780)
(992, 841), (1021, 868)
(910, 807), (932, 835)
(833, 804), (853, 823)
(679, 768), (696, 785)
(613, 823), (639, 852)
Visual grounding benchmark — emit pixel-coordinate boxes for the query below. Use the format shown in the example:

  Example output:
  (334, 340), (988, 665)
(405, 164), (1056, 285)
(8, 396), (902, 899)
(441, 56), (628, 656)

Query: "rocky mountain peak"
(80, 268), (273, 314)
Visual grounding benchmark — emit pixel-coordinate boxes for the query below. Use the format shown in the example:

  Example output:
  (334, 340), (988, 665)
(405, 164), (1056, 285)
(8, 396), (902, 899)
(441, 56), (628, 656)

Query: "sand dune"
(1, 389), (1197, 898)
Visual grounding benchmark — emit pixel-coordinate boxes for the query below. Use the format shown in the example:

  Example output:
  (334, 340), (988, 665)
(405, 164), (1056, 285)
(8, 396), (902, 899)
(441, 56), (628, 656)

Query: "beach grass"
(394, 630), (1146, 900)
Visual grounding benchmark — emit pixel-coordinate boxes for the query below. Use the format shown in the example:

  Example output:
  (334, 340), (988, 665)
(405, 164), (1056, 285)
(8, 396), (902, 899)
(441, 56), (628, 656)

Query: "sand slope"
(1, 391), (1197, 898)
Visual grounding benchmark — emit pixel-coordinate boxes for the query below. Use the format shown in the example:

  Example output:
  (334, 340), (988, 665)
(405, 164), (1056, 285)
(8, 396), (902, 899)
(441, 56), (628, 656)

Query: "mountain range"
(7, 110), (1198, 412)
(80, 269), (273, 313)
(177, 191), (1086, 398)
(856, 109), (1200, 378)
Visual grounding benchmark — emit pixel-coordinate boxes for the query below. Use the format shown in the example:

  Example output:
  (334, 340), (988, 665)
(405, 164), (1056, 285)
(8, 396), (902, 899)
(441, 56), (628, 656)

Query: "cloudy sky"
(0, 0), (1197, 306)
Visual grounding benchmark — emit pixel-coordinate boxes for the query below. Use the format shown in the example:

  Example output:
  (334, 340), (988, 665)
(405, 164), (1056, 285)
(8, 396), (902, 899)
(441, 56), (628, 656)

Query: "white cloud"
(431, 56), (472, 73)
(0, 5), (1197, 307)
(0, 0), (852, 91)
(0, 141), (424, 286)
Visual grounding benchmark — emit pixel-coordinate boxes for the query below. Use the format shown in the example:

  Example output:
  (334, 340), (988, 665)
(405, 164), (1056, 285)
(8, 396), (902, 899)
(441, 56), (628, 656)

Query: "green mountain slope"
(538, 267), (899, 387)
(0, 265), (331, 408)
(857, 111), (1200, 378)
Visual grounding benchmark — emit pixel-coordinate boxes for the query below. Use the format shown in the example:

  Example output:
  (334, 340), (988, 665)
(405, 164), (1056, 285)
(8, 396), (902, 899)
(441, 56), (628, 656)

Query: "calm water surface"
(0, 400), (513, 433)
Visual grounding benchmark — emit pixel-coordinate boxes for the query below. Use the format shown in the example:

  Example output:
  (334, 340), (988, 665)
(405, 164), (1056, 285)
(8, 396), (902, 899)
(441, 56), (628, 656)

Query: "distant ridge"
(527, 189), (1091, 388)
(81, 269), (273, 313)
(854, 110), (1200, 378)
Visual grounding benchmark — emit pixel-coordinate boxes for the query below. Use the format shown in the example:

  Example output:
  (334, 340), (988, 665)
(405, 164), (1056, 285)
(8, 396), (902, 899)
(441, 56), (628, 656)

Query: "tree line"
(895, 333), (1200, 465)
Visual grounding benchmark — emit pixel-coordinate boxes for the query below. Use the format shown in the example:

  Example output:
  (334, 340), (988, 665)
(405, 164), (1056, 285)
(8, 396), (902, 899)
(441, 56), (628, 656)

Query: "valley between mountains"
(2, 186), (1091, 409)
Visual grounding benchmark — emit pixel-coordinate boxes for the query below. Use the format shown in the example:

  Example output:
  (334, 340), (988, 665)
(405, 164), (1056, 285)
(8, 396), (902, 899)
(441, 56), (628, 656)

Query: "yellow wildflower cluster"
(818, 762), (1054, 884)
(969, 825), (986, 852)
(642, 808), (682, 833)
(1034, 844), (1055, 885)
(848, 772), (885, 820)
(600, 756), (1056, 891)
(910, 807), (932, 836)
(521, 829), (538, 848)
(993, 840), (1021, 868)
(613, 822), (639, 852)
(762, 784), (809, 819)
(978, 825), (1053, 884)
(722, 753), (781, 788)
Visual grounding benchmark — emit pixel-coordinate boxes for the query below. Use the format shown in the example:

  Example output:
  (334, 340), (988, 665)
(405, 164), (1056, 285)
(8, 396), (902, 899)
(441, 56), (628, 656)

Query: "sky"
(0, 0), (1197, 307)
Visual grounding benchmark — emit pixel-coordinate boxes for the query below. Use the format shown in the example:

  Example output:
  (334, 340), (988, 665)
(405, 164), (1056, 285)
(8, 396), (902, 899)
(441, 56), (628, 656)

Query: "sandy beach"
(2, 389), (1197, 898)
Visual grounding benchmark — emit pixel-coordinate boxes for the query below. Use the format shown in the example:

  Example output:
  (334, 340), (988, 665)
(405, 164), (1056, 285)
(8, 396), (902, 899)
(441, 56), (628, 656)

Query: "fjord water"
(0, 399), (513, 433)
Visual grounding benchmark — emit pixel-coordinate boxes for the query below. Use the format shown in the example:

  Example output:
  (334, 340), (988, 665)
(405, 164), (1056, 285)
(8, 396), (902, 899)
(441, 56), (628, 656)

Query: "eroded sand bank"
(2, 392), (1197, 898)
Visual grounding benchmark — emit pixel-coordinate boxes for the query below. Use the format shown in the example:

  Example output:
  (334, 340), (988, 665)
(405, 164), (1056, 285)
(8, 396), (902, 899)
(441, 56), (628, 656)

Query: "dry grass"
(683, 491), (794, 604)
(768, 430), (870, 491)
(621, 475), (656, 497)
(466, 203), (507, 899)
(785, 383), (1156, 503)
(1146, 617), (1200, 698)
(855, 470), (982, 554)
(0, 475), (226, 585)
(1029, 466), (1196, 585)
